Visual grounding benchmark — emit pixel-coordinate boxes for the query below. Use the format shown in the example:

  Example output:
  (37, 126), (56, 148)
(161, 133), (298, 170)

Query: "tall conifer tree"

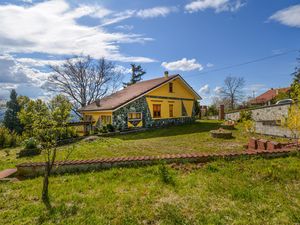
(123, 64), (146, 87)
(3, 89), (23, 134)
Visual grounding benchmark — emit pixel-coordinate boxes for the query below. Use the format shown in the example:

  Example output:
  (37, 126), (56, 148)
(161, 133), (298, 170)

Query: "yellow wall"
(145, 77), (197, 119)
(82, 111), (113, 125)
(146, 97), (194, 119)
(148, 77), (196, 99)
(128, 120), (143, 128)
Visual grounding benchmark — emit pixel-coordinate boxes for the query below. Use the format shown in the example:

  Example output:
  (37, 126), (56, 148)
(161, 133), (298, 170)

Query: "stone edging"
(16, 148), (298, 177)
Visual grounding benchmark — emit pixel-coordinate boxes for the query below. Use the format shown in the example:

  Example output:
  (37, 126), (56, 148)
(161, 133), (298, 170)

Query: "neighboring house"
(249, 87), (290, 106)
(79, 72), (201, 131)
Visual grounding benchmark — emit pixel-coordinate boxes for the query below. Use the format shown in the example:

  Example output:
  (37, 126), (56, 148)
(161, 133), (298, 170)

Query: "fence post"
(219, 105), (225, 120)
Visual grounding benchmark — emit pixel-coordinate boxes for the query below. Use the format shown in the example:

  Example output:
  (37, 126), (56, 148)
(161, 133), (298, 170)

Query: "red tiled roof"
(79, 75), (182, 111)
(250, 87), (290, 104)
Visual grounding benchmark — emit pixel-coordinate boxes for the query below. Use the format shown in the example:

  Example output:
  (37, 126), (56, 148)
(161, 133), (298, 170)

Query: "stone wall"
(113, 96), (151, 130)
(225, 111), (240, 121)
(113, 96), (196, 130)
(255, 122), (293, 138)
(225, 103), (293, 138)
(207, 115), (219, 120)
(225, 103), (292, 122)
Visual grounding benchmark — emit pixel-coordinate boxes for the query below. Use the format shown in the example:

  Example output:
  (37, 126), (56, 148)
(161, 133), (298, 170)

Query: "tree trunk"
(231, 96), (234, 110)
(42, 163), (51, 209)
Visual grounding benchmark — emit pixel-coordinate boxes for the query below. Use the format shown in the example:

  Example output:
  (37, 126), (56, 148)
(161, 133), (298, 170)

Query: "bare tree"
(48, 55), (122, 116)
(220, 76), (245, 110)
(211, 96), (231, 111)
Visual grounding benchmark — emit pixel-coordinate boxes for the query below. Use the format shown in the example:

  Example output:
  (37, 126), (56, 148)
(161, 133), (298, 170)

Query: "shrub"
(99, 125), (108, 133)
(0, 126), (8, 148)
(239, 110), (252, 122)
(106, 124), (115, 132)
(23, 137), (38, 150)
(242, 120), (256, 134)
(0, 126), (20, 149)
(18, 148), (41, 157)
(56, 127), (78, 140)
(18, 138), (41, 157)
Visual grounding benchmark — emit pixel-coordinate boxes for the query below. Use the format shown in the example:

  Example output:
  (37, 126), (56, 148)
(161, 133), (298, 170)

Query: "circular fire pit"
(210, 128), (233, 139)
(220, 124), (235, 130)
(220, 120), (235, 130)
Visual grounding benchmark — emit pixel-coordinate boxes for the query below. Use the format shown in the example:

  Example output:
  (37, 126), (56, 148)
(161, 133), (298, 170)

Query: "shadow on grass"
(113, 120), (222, 141)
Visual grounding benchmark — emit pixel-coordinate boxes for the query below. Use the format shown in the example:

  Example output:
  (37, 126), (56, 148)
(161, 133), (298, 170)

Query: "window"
(101, 115), (111, 125)
(169, 104), (174, 117)
(128, 112), (142, 120)
(153, 104), (161, 118)
(84, 115), (93, 122)
(169, 83), (173, 93)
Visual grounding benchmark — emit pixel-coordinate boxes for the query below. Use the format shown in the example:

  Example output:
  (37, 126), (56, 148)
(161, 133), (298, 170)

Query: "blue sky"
(0, 0), (299, 104)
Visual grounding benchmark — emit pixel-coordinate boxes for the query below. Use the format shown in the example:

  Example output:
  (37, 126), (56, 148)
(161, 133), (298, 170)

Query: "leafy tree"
(207, 105), (218, 116)
(18, 99), (46, 138)
(220, 76), (245, 110)
(48, 55), (121, 117)
(272, 91), (290, 104)
(194, 100), (200, 117)
(281, 104), (300, 149)
(3, 90), (23, 134)
(123, 64), (146, 87)
(290, 56), (300, 101)
(19, 95), (72, 209)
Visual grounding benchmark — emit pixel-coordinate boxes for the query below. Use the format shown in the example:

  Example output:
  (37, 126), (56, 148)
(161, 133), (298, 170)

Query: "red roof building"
(249, 87), (290, 105)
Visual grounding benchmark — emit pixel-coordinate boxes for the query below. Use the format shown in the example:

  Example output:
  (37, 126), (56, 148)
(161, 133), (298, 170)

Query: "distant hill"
(0, 107), (5, 123)
(0, 100), (6, 123)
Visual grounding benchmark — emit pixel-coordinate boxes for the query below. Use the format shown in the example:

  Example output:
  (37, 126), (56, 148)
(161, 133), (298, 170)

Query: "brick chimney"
(164, 71), (169, 78)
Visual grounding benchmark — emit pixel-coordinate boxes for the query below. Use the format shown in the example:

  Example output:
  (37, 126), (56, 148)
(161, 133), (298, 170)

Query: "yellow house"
(79, 72), (201, 130)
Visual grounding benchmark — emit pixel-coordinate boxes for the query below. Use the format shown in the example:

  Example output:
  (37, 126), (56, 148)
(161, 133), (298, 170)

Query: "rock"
(83, 136), (99, 142)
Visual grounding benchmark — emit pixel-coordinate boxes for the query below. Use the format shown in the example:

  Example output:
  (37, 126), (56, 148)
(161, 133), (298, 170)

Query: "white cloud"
(0, 54), (51, 99)
(101, 10), (136, 26)
(269, 4), (300, 28)
(0, 0), (154, 63)
(113, 65), (131, 75)
(101, 6), (177, 26)
(214, 86), (223, 95)
(20, 0), (33, 3)
(161, 58), (203, 71)
(185, 0), (245, 13)
(136, 6), (177, 18)
(115, 25), (134, 31)
(199, 84), (210, 94)
(206, 63), (214, 67)
(15, 57), (64, 67)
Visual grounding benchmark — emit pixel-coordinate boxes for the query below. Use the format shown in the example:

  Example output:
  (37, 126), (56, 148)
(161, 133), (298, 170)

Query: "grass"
(0, 156), (299, 224)
(0, 120), (288, 171)
(0, 120), (299, 224)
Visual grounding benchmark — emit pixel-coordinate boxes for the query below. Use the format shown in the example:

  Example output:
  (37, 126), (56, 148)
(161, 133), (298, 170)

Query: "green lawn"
(0, 156), (299, 224)
(0, 120), (283, 171)
(1, 120), (299, 224)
